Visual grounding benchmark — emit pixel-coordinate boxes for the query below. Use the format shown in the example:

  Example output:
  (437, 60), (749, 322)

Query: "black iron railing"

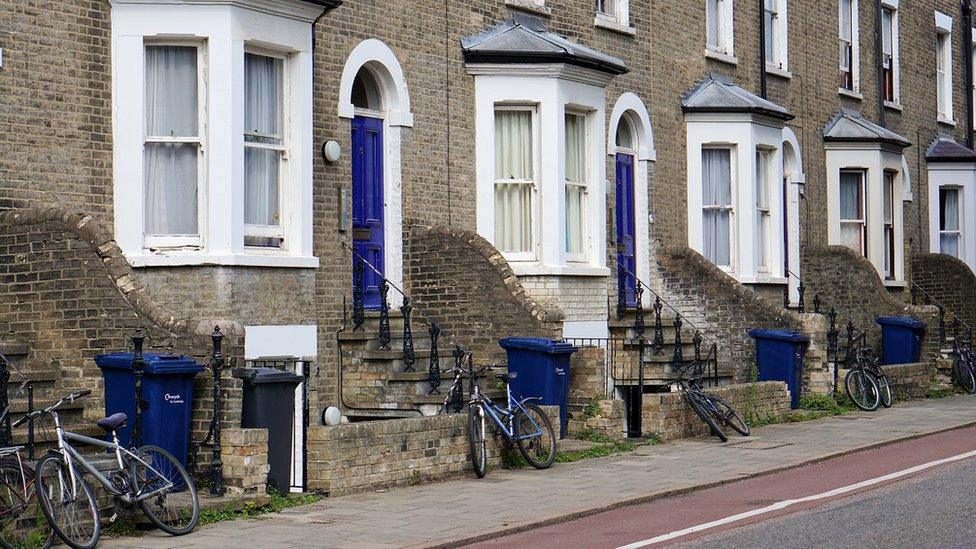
(188, 326), (227, 496)
(784, 269), (806, 312)
(910, 281), (973, 348)
(341, 241), (471, 396)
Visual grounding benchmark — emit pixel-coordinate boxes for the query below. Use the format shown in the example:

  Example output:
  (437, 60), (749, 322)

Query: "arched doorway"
(615, 116), (639, 306)
(782, 127), (805, 304)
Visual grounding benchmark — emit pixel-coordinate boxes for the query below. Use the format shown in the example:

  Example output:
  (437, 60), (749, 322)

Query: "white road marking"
(617, 448), (976, 548)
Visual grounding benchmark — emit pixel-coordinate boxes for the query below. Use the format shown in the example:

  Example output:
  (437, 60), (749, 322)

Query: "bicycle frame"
(471, 384), (544, 442)
(49, 411), (173, 505)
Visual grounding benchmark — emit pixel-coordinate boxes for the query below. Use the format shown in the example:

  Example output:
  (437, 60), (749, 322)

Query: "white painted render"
(928, 163), (976, 271)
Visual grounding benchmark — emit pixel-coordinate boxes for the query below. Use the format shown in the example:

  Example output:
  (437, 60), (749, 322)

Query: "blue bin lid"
(876, 316), (926, 329)
(498, 337), (578, 354)
(94, 353), (204, 375)
(747, 329), (810, 343)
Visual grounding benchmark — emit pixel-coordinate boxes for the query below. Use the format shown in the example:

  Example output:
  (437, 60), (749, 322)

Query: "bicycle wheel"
(0, 459), (53, 549)
(953, 359), (976, 394)
(467, 403), (488, 478)
(514, 403), (556, 470)
(845, 369), (880, 411)
(34, 454), (99, 549)
(130, 446), (199, 536)
(686, 392), (726, 442)
(874, 365), (893, 408)
(708, 396), (750, 436)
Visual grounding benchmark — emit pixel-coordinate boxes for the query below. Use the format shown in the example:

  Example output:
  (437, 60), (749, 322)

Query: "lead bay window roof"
(681, 74), (793, 121)
(822, 109), (910, 149)
(926, 136), (976, 163)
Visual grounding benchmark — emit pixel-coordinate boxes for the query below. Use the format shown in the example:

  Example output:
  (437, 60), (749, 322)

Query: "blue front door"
(352, 116), (385, 310)
(615, 153), (637, 307)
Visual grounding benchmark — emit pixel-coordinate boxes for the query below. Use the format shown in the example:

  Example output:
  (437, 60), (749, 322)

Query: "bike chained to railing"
(341, 241), (474, 408)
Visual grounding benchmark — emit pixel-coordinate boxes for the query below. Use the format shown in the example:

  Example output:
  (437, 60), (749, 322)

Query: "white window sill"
(594, 15), (635, 36)
(129, 252), (320, 269)
(705, 49), (738, 66)
(510, 263), (611, 277)
(738, 275), (788, 285)
(765, 64), (792, 79)
(883, 279), (907, 288)
(504, 0), (551, 16)
(938, 116), (957, 127)
(838, 87), (863, 101)
(884, 100), (903, 112)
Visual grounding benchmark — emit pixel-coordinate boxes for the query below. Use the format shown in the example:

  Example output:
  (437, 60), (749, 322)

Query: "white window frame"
(564, 109), (590, 263)
(940, 186), (963, 257)
(755, 148), (772, 272)
(243, 47), (290, 250)
(839, 169), (867, 257)
(764, 0), (789, 71)
(701, 145), (736, 271)
(882, 170), (896, 278)
(595, 0), (631, 31)
(706, 0), (735, 57)
(936, 12), (954, 125)
(881, 1), (900, 106)
(493, 104), (540, 263)
(838, 0), (860, 93)
(142, 40), (208, 251)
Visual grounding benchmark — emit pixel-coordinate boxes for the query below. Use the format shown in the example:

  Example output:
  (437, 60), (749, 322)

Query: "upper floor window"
(702, 147), (733, 268)
(763, 0), (788, 71)
(706, 0), (734, 57)
(595, 0), (630, 29)
(839, 169), (866, 256)
(144, 44), (204, 248)
(494, 107), (536, 258)
(940, 187), (962, 257)
(881, 3), (899, 104)
(936, 14), (954, 123)
(839, 0), (859, 91)
(565, 112), (588, 259)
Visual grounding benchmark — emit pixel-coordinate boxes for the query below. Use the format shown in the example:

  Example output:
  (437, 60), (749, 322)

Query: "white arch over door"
(338, 39), (413, 307)
(782, 126), (805, 305)
(608, 92), (656, 288)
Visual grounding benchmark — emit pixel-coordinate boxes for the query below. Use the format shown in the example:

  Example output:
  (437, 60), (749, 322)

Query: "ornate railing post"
(378, 279), (391, 350)
(352, 257), (365, 331)
(209, 326), (226, 497)
(427, 323), (441, 395)
(0, 354), (10, 447)
(844, 320), (855, 365)
(826, 308), (839, 362)
(938, 305), (946, 346)
(400, 298), (416, 372)
(782, 285), (790, 309)
(813, 294), (822, 315)
(448, 346), (465, 413)
(131, 328), (146, 448)
(692, 331), (703, 381)
(616, 265), (627, 321)
(634, 281), (646, 389)
(652, 296), (664, 355)
(797, 281), (805, 313)
(910, 283), (917, 305)
(671, 317), (684, 372)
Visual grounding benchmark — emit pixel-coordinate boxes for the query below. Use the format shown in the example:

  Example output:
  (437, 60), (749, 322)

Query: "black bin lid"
(232, 367), (303, 384)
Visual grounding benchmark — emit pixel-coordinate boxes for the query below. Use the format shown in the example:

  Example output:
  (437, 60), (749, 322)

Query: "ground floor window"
(755, 149), (772, 271)
(883, 171), (896, 278)
(839, 170), (866, 256)
(702, 148), (733, 267)
(494, 107), (536, 257)
(940, 187), (962, 257)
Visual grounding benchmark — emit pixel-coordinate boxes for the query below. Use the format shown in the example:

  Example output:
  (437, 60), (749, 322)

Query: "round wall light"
(322, 405), (342, 426)
(321, 140), (341, 163)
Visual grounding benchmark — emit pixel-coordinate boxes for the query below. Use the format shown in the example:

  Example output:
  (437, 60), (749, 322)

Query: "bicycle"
(950, 330), (976, 394)
(674, 362), (749, 443)
(844, 333), (882, 411)
(451, 361), (556, 478)
(14, 391), (200, 549)
(0, 446), (54, 549)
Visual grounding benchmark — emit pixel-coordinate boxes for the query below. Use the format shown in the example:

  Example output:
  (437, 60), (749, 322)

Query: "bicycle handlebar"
(11, 390), (91, 429)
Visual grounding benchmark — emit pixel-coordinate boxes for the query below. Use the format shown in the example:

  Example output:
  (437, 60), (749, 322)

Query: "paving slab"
(100, 395), (976, 548)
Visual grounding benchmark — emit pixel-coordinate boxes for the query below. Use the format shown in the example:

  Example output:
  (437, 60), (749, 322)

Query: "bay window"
(494, 108), (536, 257)
(755, 150), (772, 271)
(244, 52), (286, 248)
(940, 187), (962, 257)
(883, 171), (896, 278)
(839, 170), (866, 256)
(702, 148), (733, 267)
(565, 112), (587, 259)
(143, 44), (203, 247)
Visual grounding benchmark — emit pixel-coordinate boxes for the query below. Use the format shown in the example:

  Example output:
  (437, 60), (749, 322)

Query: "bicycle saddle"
(96, 412), (127, 432)
(495, 371), (518, 382)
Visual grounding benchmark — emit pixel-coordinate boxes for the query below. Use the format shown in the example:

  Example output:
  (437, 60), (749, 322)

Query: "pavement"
(102, 394), (976, 548)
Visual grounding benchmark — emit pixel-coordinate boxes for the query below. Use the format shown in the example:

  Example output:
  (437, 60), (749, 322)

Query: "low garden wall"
(307, 406), (559, 497)
(641, 382), (790, 440)
(835, 362), (936, 401)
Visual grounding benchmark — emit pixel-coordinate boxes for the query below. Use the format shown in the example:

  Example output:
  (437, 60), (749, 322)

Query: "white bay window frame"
(564, 110), (589, 262)
(493, 105), (539, 261)
(471, 65), (609, 276)
(755, 148), (772, 271)
(928, 164), (976, 269)
(110, 0), (318, 268)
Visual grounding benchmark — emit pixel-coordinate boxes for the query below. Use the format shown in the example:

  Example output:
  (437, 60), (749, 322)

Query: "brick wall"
(520, 276), (608, 323)
(221, 428), (271, 496)
(911, 253), (976, 332)
(642, 382), (791, 441)
(565, 347), (625, 438)
(306, 405), (559, 496)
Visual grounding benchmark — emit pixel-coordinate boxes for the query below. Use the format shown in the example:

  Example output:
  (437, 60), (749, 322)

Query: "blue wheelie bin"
(876, 317), (926, 365)
(95, 353), (204, 466)
(748, 329), (809, 409)
(498, 338), (577, 438)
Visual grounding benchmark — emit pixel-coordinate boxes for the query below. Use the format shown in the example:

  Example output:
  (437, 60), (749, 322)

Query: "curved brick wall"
(911, 253), (976, 332)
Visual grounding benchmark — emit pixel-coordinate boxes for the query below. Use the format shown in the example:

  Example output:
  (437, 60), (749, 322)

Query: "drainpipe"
(875, 0), (885, 127)
(964, 0), (974, 148)
(758, 0), (768, 98)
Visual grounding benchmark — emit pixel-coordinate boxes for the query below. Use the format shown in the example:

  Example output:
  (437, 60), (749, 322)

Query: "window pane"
(244, 147), (281, 227)
(841, 222), (863, 252)
(707, 0), (720, 47)
(883, 173), (894, 223)
(494, 110), (533, 180)
(245, 53), (283, 143)
(494, 183), (532, 253)
(941, 188), (960, 231)
(566, 184), (584, 254)
(764, 11), (775, 60)
(616, 117), (634, 149)
(702, 149), (732, 207)
(942, 234), (960, 257)
(839, 0), (852, 41)
(882, 8), (893, 55)
(704, 210), (731, 266)
(565, 113), (586, 183)
(839, 171), (862, 220)
(755, 151), (769, 208)
(144, 143), (198, 235)
(145, 46), (198, 137)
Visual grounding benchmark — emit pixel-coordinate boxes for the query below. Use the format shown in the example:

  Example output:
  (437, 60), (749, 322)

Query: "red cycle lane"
(469, 425), (976, 549)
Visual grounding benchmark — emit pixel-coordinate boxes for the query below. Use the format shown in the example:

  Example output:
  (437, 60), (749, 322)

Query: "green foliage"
(798, 392), (856, 415)
(554, 440), (637, 463)
(925, 387), (962, 399)
(102, 519), (146, 538)
(195, 492), (322, 527)
(581, 400), (601, 420)
(500, 446), (527, 469)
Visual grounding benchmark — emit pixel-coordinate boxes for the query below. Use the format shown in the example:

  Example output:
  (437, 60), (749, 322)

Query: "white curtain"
(494, 110), (533, 253)
(702, 149), (731, 266)
(565, 114), (586, 254)
(144, 45), (198, 236)
(566, 185), (584, 254)
(839, 171), (863, 252)
(755, 151), (770, 268)
(941, 188), (960, 257)
(244, 53), (283, 229)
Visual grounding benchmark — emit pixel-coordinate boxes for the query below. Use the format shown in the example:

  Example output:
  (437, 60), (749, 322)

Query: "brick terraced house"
(1, 0), (975, 493)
